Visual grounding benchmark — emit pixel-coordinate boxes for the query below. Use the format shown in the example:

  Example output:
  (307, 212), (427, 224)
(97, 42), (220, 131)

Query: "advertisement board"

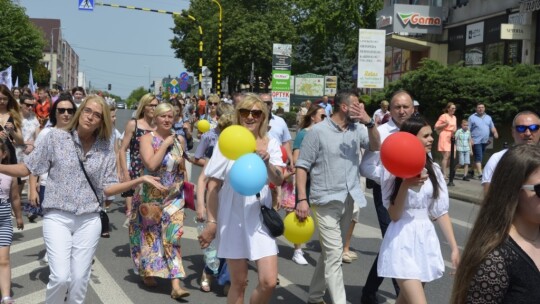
(357, 29), (385, 88)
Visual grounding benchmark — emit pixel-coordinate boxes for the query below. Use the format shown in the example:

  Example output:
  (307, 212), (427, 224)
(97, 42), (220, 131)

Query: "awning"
(386, 33), (439, 51)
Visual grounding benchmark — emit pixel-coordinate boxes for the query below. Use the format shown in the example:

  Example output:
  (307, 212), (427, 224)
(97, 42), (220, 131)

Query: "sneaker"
(477, 174), (482, 180)
(1, 296), (15, 304)
(463, 176), (470, 181)
(360, 293), (379, 304)
(292, 249), (308, 265)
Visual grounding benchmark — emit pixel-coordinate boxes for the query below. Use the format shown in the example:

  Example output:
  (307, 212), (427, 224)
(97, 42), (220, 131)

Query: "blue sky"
(20, 0), (190, 98)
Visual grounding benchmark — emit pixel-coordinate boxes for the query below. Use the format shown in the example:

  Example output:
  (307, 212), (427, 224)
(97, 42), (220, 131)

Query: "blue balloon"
(229, 153), (268, 196)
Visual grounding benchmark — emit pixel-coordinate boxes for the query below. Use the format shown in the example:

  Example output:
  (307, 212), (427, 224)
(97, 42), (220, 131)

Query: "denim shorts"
(458, 151), (470, 166)
(472, 143), (487, 163)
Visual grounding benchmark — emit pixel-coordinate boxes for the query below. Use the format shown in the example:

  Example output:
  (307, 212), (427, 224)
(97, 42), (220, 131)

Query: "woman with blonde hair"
(199, 93), (285, 303)
(135, 102), (191, 298)
(451, 144), (540, 303)
(435, 102), (457, 178)
(118, 93), (158, 273)
(0, 95), (163, 303)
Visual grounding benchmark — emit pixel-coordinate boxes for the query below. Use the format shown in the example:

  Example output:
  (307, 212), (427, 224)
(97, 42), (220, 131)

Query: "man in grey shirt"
(295, 89), (380, 304)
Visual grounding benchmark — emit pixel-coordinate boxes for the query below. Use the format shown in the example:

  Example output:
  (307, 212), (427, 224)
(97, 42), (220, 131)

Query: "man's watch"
(364, 118), (375, 129)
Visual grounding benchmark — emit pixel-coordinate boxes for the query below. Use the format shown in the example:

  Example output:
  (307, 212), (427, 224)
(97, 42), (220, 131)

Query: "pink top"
(0, 173), (13, 199)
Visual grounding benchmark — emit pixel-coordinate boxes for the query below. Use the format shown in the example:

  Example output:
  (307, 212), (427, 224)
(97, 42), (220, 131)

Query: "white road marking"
(89, 258), (133, 304)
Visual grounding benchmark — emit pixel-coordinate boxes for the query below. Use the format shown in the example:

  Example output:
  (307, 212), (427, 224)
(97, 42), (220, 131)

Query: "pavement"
(446, 174), (484, 204)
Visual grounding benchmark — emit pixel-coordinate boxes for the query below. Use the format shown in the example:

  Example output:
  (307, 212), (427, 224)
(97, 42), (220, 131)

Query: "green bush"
(282, 111), (298, 128)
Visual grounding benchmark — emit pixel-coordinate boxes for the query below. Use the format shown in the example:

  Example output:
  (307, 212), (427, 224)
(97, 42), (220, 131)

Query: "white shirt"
(481, 149), (507, 185)
(359, 119), (400, 183)
(268, 114), (291, 144)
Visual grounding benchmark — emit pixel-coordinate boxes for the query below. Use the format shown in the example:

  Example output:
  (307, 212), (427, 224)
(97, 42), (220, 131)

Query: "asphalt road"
(12, 192), (480, 304)
(11, 109), (482, 303)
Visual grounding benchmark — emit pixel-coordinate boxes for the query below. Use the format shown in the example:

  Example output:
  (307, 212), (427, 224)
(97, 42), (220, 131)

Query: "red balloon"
(280, 146), (288, 163)
(381, 132), (426, 178)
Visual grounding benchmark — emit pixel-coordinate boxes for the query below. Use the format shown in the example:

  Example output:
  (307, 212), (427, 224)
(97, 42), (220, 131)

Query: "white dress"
(377, 163), (449, 282)
(204, 137), (285, 261)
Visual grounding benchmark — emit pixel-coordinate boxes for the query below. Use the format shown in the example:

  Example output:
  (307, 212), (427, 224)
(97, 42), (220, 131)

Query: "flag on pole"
(29, 69), (36, 94)
(0, 66), (13, 90)
(14, 77), (19, 88)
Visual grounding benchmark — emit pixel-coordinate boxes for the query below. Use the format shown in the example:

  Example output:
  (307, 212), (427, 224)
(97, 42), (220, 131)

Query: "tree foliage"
(170, 0), (382, 92)
(382, 60), (540, 122)
(0, 1), (46, 86)
(126, 86), (148, 108)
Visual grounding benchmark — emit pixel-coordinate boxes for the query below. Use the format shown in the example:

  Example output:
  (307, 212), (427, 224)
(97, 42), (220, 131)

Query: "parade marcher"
(26, 94), (76, 223)
(16, 94), (39, 208)
(481, 111), (540, 195)
(378, 116), (459, 304)
(296, 89), (380, 304)
(451, 144), (540, 303)
(118, 93), (157, 272)
(0, 95), (164, 304)
(0, 85), (24, 180)
(373, 100), (390, 126)
(10, 87), (20, 104)
(199, 93), (284, 304)
(34, 88), (51, 127)
(359, 90), (415, 303)
(435, 102), (457, 178)
(0, 140), (23, 304)
(193, 103), (235, 294)
(468, 102), (498, 179)
(319, 95), (333, 118)
(135, 103), (191, 298)
(71, 86), (86, 108)
(290, 105), (326, 265)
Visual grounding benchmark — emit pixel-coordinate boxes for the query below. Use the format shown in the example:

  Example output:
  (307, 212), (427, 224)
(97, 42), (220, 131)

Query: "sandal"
(101, 231), (110, 238)
(143, 277), (158, 288)
(200, 273), (212, 292)
(171, 287), (190, 299)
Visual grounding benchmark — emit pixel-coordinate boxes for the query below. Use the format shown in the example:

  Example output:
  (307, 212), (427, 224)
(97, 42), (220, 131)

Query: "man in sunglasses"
(17, 94), (40, 209)
(482, 111), (540, 195)
(260, 93), (294, 172)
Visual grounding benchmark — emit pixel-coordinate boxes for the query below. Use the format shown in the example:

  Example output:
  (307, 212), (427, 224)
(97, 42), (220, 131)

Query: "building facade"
(377, 0), (539, 84)
(30, 18), (79, 90)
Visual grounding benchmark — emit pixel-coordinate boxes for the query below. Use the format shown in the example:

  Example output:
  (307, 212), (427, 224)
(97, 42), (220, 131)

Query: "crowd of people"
(0, 83), (538, 304)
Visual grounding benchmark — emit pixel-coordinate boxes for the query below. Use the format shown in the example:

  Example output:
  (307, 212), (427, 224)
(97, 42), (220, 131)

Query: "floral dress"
(129, 133), (187, 279)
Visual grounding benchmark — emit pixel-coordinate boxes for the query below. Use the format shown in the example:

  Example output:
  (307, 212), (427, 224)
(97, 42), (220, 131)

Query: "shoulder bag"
(257, 193), (284, 237)
(72, 133), (110, 238)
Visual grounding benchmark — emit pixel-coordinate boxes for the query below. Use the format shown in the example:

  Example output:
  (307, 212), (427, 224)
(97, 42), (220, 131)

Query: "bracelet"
(206, 220), (217, 224)
(298, 198), (308, 203)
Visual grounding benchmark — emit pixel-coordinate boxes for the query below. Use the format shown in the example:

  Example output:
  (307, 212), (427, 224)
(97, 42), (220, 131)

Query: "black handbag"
(257, 193), (284, 237)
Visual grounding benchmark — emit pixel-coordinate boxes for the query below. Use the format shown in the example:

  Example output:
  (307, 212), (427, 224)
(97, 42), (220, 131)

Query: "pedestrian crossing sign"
(78, 0), (94, 11)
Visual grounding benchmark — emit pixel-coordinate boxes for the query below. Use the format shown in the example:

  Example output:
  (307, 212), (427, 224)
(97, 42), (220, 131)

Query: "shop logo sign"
(398, 12), (441, 26)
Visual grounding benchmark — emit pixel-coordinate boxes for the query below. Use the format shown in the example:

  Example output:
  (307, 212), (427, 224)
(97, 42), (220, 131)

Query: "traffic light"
(108, 84), (111, 90)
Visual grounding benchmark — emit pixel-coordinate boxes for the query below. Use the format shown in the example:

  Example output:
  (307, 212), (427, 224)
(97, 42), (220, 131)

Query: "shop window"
(465, 47), (483, 66)
(506, 42), (521, 65)
(485, 42), (504, 64)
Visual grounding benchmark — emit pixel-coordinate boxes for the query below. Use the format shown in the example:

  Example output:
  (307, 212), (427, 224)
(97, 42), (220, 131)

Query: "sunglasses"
(238, 109), (263, 119)
(23, 103), (35, 108)
(522, 184), (540, 197)
(57, 108), (75, 115)
(515, 124), (540, 133)
(262, 100), (273, 105)
(209, 102), (219, 106)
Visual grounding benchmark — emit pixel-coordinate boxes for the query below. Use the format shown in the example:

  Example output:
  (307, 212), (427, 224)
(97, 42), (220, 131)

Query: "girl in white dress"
(199, 93), (284, 304)
(378, 116), (460, 304)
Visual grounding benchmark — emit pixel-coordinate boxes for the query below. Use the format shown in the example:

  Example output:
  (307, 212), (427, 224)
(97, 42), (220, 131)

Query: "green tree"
(126, 87), (148, 108)
(384, 60), (540, 122)
(0, 1), (46, 85)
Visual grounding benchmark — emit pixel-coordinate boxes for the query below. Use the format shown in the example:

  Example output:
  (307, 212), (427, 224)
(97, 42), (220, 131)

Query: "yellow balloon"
(197, 120), (211, 133)
(283, 213), (315, 244)
(218, 125), (256, 160)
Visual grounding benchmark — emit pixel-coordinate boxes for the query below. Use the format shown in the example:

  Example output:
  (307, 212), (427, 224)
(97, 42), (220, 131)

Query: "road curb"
(448, 190), (482, 205)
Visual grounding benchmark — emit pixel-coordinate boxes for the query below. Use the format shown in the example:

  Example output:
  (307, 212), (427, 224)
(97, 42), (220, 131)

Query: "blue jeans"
(362, 182), (400, 297)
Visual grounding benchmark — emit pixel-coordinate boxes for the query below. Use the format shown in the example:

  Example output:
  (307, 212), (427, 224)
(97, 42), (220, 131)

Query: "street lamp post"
(50, 27), (63, 89)
(182, 12), (204, 97)
(144, 66), (151, 93)
(212, 0), (222, 95)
